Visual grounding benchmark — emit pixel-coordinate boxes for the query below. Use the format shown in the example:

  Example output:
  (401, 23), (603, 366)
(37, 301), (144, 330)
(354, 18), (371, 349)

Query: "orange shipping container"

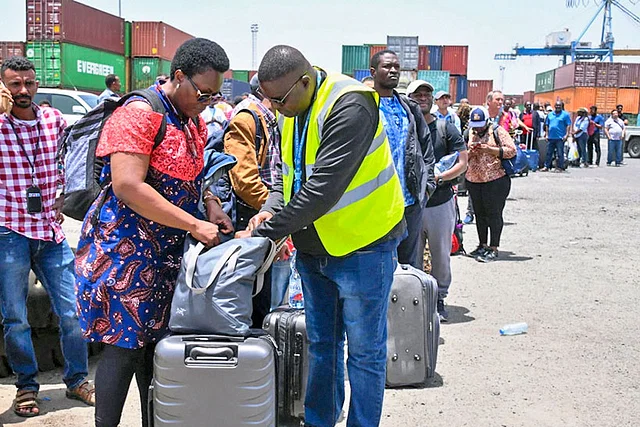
(534, 91), (556, 107)
(553, 87), (596, 113)
(616, 88), (640, 114)
(449, 76), (457, 103)
(595, 87), (618, 113)
(368, 45), (387, 61)
(132, 21), (193, 61)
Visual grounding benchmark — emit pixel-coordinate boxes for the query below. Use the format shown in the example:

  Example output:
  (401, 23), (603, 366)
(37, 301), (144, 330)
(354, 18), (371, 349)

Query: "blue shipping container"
(353, 69), (372, 82)
(456, 76), (468, 102)
(416, 70), (450, 94)
(221, 78), (251, 100)
(428, 45), (443, 71)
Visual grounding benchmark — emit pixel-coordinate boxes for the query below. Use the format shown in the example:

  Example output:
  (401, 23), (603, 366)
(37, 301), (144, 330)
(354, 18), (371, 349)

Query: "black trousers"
(94, 343), (156, 427)
(465, 175), (511, 248)
(587, 134), (601, 165)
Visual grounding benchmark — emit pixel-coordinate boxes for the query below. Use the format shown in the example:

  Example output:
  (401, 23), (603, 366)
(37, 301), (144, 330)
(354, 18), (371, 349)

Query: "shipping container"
(552, 87), (596, 112)
(596, 62), (620, 88)
(131, 57), (171, 90)
(617, 88), (640, 114)
(534, 91), (556, 107)
(220, 78), (251, 101)
(223, 69), (233, 79)
(418, 45), (429, 70)
(124, 22), (132, 58)
(232, 70), (250, 82)
(353, 69), (372, 82)
(124, 57), (131, 92)
(553, 62), (597, 89)
(427, 45), (443, 71)
(442, 45), (468, 76)
(368, 44), (387, 62)
(132, 21), (193, 61)
(386, 36), (419, 70)
(535, 69), (555, 93)
(26, 41), (125, 92)
(249, 70), (258, 81)
(416, 70), (450, 94)
(0, 41), (25, 65)
(456, 76), (468, 102)
(26, 0), (125, 55)
(448, 76), (457, 103)
(595, 87), (618, 112)
(619, 63), (640, 88)
(467, 80), (494, 105)
(523, 91), (535, 104)
(505, 94), (524, 106)
(342, 45), (370, 75)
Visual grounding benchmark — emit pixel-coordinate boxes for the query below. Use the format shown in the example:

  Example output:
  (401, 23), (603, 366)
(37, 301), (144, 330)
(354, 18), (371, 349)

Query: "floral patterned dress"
(75, 91), (206, 349)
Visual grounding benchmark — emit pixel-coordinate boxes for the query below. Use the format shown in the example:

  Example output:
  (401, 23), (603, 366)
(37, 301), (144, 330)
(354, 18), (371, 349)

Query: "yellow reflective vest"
(280, 71), (404, 257)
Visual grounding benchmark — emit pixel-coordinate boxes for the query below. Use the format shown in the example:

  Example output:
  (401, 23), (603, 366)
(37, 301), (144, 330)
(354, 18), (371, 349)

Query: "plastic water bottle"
(288, 251), (304, 309)
(499, 322), (528, 336)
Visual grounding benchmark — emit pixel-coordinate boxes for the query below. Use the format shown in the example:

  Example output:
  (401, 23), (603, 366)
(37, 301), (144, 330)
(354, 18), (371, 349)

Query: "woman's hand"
(191, 220), (220, 247)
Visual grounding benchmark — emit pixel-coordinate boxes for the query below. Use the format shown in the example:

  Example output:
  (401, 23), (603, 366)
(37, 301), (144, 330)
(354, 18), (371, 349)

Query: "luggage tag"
(26, 185), (43, 213)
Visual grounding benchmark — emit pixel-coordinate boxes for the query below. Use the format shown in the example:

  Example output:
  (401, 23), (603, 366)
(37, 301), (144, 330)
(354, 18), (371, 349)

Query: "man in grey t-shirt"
(604, 109), (626, 166)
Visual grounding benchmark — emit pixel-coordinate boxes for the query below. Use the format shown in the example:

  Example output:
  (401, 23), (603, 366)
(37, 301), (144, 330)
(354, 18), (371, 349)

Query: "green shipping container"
(132, 57), (172, 90)
(535, 69), (555, 93)
(124, 22), (132, 58)
(26, 42), (125, 92)
(232, 70), (250, 82)
(416, 70), (450, 94)
(342, 45), (370, 75)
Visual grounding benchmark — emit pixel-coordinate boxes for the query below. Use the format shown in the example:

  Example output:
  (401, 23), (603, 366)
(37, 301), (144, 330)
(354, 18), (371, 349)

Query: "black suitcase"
(262, 307), (308, 426)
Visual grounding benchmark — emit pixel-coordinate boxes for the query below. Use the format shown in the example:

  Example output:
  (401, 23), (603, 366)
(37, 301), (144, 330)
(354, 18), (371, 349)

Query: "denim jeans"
(545, 139), (565, 169)
(397, 202), (425, 270)
(270, 258), (291, 310)
(576, 133), (588, 164)
(0, 226), (88, 391)
(607, 139), (623, 165)
(296, 247), (397, 427)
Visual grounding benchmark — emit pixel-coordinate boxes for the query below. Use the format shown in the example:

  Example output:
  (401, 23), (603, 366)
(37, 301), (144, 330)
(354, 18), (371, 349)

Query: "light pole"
(118, 0), (121, 17)
(251, 24), (259, 70)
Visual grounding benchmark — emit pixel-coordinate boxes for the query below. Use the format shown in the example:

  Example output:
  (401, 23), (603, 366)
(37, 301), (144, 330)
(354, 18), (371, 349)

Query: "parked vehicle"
(624, 126), (640, 158)
(33, 88), (99, 125)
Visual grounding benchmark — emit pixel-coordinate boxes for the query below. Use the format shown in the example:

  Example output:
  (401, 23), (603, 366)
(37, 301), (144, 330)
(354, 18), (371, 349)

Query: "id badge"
(26, 185), (43, 213)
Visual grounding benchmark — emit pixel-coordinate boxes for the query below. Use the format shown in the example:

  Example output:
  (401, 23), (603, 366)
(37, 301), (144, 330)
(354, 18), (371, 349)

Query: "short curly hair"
(170, 38), (229, 80)
(258, 45), (309, 83)
(1, 56), (35, 79)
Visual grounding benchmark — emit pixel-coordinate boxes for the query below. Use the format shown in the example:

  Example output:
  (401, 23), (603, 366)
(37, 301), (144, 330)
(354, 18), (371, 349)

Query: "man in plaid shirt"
(0, 57), (93, 417)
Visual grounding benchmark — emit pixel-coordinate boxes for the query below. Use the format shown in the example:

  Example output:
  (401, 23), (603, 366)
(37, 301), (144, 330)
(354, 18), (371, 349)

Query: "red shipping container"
(442, 46), (468, 76)
(249, 70), (258, 81)
(223, 69), (233, 79)
(523, 91), (535, 104)
(554, 62), (597, 89)
(132, 21), (193, 61)
(418, 45), (429, 70)
(368, 45), (387, 63)
(0, 41), (25, 65)
(467, 80), (493, 105)
(596, 63), (620, 88)
(619, 63), (640, 88)
(26, 0), (124, 55)
(448, 76), (457, 103)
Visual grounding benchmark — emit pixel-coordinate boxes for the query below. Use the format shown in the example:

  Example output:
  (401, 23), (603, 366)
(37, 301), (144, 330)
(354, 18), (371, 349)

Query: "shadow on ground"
(443, 305), (476, 324)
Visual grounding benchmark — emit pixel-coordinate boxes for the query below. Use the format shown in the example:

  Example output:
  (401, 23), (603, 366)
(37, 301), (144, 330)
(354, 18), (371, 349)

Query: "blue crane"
(495, 0), (640, 64)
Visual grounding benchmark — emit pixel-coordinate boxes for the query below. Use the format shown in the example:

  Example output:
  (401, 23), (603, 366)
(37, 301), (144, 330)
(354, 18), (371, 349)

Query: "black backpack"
(58, 89), (167, 221)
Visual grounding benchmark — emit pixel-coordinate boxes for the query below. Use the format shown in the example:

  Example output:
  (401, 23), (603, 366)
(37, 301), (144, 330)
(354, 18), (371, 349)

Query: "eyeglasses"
(259, 73), (306, 105)
(186, 75), (217, 103)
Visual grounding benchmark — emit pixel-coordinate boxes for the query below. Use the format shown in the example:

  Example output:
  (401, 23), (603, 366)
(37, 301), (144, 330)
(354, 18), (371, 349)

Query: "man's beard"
(13, 95), (32, 107)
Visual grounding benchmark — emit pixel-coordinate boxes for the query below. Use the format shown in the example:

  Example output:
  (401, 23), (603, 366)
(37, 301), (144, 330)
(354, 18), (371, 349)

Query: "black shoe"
(437, 299), (449, 322)
(477, 249), (498, 263)
(469, 246), (487, 257)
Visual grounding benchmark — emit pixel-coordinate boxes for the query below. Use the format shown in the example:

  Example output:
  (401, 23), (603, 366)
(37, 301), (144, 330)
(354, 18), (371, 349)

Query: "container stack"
(466, 80), (494, 105)
(25, 0), (125, 93)
(0, 42), (26, 66)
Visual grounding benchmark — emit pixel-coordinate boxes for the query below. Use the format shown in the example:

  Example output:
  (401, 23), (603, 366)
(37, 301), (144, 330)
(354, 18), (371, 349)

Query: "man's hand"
(205, 199), (234, 235)
(235, 229), (252, 239)
(247, 211), (273, 232)
(0, 84), (13, 115)
(53, 194), (65, 224)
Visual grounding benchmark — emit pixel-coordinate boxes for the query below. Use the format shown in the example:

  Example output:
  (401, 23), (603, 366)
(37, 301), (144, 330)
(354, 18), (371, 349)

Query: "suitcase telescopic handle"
(189, 347), (234, 360)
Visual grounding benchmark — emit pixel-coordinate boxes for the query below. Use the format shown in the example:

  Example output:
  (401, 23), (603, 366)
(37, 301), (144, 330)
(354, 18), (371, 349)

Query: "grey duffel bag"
(169, 234), (278, 336)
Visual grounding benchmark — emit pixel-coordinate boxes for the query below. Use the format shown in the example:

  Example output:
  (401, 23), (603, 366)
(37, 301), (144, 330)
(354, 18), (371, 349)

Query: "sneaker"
(437, 299), (449, 323)
(463, 214), (474, 225)
(607, 163), (613, 167)
(477, 249), (498, 263)
(469, 245), (487, 257)
(540, 167), (550, 172)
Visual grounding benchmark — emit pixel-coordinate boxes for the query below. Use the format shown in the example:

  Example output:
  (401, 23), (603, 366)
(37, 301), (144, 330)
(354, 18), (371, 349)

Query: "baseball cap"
(434, 90), (451, 100)
(469, 107), (490, 128)
(406, 80), (434, 96)
(546, 106), (553, 112)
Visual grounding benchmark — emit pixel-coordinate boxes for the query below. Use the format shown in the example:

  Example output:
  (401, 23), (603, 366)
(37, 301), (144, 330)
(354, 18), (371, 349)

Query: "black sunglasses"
(259, 73), (306, 105)
(186, 75), (217, 103)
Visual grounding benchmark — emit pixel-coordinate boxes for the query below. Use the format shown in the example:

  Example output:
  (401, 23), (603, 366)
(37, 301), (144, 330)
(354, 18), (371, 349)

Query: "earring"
(176, 83), (180, 89)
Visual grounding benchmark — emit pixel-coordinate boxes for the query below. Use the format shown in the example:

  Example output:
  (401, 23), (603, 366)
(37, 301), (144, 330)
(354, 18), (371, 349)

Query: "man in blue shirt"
(587, 105), (605, 166)
(434, 91), (462, 133)
(97, 74), (121, 103)
(542, 101), (572, 172)
(371, 50), (436, 270)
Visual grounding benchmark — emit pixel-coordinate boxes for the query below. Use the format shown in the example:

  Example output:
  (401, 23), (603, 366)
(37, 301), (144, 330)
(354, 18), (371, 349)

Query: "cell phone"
(0, 81), (13, 115)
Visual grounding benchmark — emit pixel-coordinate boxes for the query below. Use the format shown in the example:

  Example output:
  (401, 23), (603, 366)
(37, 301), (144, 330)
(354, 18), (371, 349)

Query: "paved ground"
(1, 150), (638, 427)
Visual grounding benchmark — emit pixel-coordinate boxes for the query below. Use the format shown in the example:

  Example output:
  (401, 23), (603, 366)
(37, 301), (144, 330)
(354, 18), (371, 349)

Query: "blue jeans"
(576, 133), (588, 164)
(0, 227), (88, 391)
(396, 202), (425, 271)
(270, 258), (291, 310)
(545, 138), (565, 169)
(607, 139), (623, 165)
(297, 247), (397, 427)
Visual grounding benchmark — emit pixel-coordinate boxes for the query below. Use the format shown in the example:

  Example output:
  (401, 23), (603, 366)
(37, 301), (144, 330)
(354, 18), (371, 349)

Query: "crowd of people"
(0, 36), (631, 427)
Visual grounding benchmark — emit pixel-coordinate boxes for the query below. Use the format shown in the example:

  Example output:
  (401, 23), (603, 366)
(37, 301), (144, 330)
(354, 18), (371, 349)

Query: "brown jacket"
(223, 103), (271, 210)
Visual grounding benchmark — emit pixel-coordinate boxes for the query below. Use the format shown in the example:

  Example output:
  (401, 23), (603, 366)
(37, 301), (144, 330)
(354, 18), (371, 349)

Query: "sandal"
(13, 389), (39, 418)
(66, 380), (95, 406)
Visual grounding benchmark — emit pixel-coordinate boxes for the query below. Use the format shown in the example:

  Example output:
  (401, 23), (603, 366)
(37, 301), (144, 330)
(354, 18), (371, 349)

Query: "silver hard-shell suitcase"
(386, 263), (440, 387)
(151, 334), (277, 427)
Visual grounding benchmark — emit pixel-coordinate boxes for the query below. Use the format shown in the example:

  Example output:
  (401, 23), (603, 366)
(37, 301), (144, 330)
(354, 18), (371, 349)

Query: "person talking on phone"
(0, 56), (95, 417)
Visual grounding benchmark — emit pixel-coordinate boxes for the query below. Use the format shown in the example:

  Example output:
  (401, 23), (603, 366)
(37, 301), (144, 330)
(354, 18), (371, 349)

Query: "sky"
(2, 0), (640, 94)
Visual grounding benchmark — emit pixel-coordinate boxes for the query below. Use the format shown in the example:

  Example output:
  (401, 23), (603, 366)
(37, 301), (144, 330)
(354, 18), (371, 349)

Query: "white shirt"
(604, 117), (625, 140)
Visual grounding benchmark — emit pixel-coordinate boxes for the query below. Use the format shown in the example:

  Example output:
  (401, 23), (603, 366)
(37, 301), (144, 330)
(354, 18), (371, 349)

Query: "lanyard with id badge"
(9, 120), (44, 213)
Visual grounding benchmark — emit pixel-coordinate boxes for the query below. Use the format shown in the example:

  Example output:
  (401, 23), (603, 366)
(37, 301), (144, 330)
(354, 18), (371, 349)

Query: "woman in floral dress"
(75, 38), (232, 427)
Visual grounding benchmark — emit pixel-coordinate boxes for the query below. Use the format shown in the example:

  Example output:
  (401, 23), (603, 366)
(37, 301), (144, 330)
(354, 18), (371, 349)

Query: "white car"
(33, 88), (99, 125)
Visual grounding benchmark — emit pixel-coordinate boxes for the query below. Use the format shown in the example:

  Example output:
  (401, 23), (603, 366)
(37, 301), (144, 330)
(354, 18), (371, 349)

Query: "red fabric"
(587, 120), (596, 136)
(98, 105), (206, 181)
(521, 112), (533, 135)
(0, 106), (67, 242)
